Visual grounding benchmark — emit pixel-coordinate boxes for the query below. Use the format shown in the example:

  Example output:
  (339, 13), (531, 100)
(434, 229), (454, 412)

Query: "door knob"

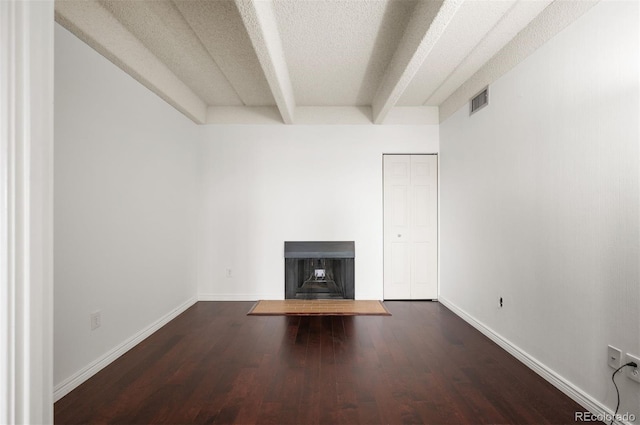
(397, 234), (402, 238)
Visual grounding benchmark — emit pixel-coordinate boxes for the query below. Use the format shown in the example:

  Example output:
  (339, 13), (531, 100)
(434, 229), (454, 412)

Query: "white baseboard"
(438, 297), (634, 425)
(54, 296), (197, 402)
(198, 293), (278, 301)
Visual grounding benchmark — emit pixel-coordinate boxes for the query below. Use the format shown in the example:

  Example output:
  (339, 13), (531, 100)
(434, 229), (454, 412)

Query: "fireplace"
(284, 241), (355, 299)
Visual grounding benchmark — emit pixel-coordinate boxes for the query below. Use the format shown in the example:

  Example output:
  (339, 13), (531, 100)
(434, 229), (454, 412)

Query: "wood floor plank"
(55, 301), (593, 425)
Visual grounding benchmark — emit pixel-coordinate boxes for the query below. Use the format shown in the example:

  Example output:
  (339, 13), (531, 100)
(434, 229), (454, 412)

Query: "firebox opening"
(285, 241), (355, 300)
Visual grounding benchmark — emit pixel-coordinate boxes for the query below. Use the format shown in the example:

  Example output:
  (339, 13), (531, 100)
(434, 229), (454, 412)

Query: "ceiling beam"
(234, 0), (296, 124)
(55, 0), (207, 124)
(371, 0), (464, 124)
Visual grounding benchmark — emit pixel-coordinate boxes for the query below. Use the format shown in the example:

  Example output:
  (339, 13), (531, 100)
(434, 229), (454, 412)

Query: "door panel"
(386, 242), (410, 299)
(412, 185), (430, 228)
(411, 241), (437, 299)
(384, 155), (410, 299)
(392, 186), (408, 228)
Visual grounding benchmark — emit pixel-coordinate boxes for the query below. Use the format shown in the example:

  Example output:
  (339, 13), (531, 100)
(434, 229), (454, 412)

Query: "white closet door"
(408, 155), (438, 299)
(383, 155), (437, 300)
(383, 155), (411, 299)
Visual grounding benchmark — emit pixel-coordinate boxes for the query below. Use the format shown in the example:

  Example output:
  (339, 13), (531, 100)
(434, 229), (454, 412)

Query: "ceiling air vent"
(470, 87), (489, 115)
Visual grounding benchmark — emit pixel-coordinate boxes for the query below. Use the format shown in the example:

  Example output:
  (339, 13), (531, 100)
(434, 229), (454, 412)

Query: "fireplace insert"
(284, 241), (355, 299)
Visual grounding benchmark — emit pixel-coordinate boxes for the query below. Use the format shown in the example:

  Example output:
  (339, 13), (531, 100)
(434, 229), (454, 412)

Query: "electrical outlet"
(625, 354), (640, 383)
(225, 268), (232, 278)
(90, 311), (101, 331)
(608, 345), (622, 369)
(499, 297), (503, 308)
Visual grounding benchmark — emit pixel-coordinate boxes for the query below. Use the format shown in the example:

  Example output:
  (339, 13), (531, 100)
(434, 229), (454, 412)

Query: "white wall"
(54, 24), (199, 395)
(440, 0), (639, 421)
(198, 125), (438, 300)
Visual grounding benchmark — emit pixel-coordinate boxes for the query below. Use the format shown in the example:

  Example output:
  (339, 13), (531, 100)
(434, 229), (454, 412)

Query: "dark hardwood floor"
(55, 301), (589, 424)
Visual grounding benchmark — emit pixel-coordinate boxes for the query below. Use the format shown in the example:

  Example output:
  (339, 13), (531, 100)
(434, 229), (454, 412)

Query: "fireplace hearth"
(284, 241), (355, 299)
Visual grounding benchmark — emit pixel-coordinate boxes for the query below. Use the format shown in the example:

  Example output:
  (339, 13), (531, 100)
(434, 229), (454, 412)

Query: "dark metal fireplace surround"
(285, 241), (355, 300)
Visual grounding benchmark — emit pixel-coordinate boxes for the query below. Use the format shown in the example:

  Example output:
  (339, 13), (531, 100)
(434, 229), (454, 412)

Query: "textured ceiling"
(273, 0), (417, 106)
(54, 0), (598, 125)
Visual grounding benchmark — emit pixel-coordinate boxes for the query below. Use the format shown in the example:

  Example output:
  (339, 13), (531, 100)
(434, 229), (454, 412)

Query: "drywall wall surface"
(54, 24), (199, 388)
(198, 125), (438, 300)
(440, 0), (639, 419)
